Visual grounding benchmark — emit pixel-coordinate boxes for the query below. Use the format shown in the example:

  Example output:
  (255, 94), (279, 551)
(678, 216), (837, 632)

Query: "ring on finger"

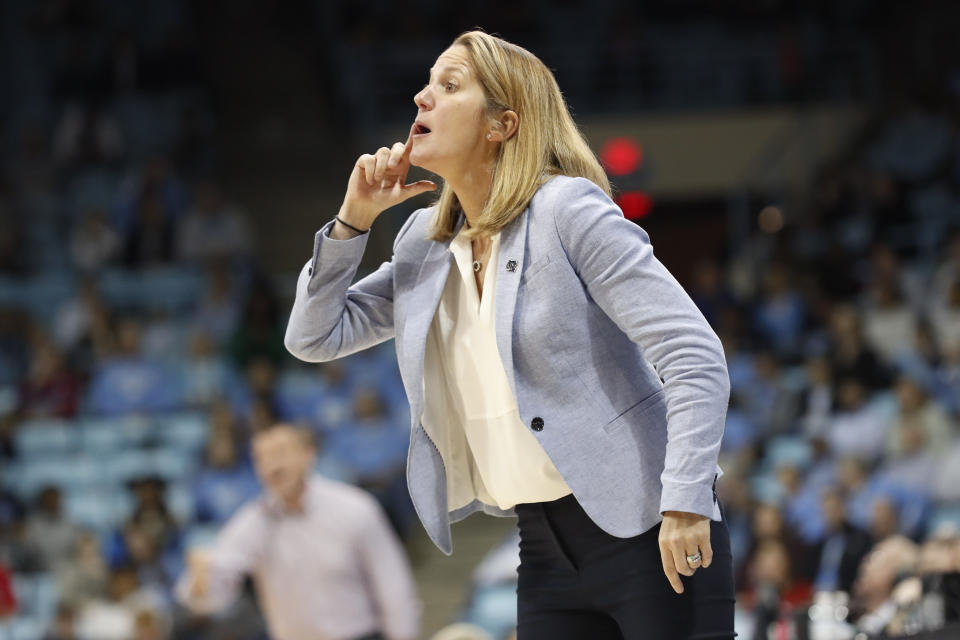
(686, 550), (702, 566)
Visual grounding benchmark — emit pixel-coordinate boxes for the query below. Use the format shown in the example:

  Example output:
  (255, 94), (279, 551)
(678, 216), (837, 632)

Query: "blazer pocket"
(602, 388), (666, 434)
(521, 254), (553, 283)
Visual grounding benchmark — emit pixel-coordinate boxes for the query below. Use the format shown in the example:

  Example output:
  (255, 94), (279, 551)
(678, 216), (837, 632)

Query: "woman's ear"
(499, 109), (519, 141)
(489, 110), (519, 142)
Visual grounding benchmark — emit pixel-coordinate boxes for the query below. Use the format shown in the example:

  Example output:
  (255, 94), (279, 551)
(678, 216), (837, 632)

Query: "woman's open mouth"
(413, 123), (432, 137)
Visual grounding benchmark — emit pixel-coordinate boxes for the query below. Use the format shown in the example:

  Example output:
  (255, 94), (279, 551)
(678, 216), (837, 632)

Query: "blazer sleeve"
(284, 210), (421, 363)
(551, 177), (730, 519)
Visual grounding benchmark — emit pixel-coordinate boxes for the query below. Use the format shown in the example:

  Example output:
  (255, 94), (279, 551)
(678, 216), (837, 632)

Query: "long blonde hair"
(427, 30), (611, 242)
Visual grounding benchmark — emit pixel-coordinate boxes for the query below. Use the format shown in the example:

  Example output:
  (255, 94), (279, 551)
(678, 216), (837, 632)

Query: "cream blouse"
(419, 222), (572, 512)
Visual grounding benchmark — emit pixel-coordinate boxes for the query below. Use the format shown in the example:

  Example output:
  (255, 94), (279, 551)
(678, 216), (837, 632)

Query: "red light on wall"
(600, 137), (643, 176)
(616, 191), (653, 220)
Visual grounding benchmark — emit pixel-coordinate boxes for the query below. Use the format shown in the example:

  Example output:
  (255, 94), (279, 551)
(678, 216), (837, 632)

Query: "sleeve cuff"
(659, 474), (718, 519)
(310, 218), (370, 273)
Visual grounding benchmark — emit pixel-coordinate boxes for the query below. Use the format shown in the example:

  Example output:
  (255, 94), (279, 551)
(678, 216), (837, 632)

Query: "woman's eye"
(445, 82), (457, 92)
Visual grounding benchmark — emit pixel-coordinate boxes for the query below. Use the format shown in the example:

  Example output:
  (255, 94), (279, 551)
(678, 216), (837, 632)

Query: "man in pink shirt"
(176, 423), (421, 640)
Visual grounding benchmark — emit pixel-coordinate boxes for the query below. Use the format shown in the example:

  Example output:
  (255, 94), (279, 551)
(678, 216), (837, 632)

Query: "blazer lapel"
(402, 207), (529, 415)
(403, 214), (463, 413)
(494, 206), (529, 401)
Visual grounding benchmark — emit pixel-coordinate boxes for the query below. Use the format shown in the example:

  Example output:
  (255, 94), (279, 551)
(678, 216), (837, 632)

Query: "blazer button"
(530, 416), (544, 432)
(307, 266), (313, 276)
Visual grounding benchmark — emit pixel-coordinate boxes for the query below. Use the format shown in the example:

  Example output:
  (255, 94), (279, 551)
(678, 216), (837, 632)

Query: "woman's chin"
(409, 148), (429, 169)
(410, 151), (440, 175)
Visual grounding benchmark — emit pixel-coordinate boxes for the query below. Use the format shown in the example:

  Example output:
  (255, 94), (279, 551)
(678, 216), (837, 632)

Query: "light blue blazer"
(284, 175), (729, 555)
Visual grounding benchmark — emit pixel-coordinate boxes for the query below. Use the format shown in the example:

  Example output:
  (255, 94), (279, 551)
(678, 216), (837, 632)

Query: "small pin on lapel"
(506, 260), (517, 272)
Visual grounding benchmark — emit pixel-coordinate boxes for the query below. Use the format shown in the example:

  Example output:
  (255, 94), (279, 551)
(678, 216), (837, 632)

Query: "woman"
(285, 30), (735, 639)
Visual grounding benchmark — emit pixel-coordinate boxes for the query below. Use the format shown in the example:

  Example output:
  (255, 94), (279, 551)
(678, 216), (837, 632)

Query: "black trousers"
(515, 493), (736, 639)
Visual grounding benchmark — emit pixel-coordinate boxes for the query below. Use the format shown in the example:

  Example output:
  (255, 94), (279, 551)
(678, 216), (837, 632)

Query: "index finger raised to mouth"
(402, 123), (416, 159)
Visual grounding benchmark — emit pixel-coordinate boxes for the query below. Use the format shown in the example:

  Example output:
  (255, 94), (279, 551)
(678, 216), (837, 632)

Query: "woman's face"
(410, 45), (493, 178)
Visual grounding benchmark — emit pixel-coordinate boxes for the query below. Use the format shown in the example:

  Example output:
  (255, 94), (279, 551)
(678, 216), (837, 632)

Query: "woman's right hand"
(337, 125), (438, 230)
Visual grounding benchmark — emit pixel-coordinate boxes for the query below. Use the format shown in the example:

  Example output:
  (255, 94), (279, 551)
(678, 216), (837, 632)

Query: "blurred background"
(2, 0), (960, 638)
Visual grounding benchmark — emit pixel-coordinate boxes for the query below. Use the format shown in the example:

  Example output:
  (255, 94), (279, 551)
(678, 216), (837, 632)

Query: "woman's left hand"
(658, 510), (712, 594)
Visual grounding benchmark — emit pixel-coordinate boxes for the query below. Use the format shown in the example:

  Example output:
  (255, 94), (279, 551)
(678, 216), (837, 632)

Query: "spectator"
(44, 603), (78, 640)
(835, 456), (876, 531)
(56, 532), (108, 608)
(84, 317), (181, 415)
(327, 386), (415, 536)
(192, 422), (259, 524)
(52, 100), (125, 171)
(51, 277), (111, 359)
(931, 278), (960, 354)
(810, 487), (873, 594)
(327, 387), (409, 487)
(930, 231), (960, 312)
(753, 262), (806, 360)
(739, 351), (797, 439)
(868, 495), (901, 543)
(735, 502), (815, 590)
(127, 477), (180, 556)
(75, 563), (166, 640)
(69, 209), (122, 273)
(112, 156), (188, 238)
(0, 561), (15, 618)
(884, 374), (954, 458)
(824, 377), (892, 461)
(17, 336), (81, 419)
(24, 487), (82, 571)
(122, 187), (176, 268)
(0, 202), (28, 275)
(827, 304), (891, 391)
(798, 355), (833, 438)
(689, 258), (736, 329)
(175, 182), (252, 265)
(190, 263), (242, 348)
(175, 422), (421, 640)
(862, 278), (917, 365)
(132, 608), (166, 640)
(227, 279), (286, 369)
(852, 535), (920, 635)
(744, 540), (811, 640)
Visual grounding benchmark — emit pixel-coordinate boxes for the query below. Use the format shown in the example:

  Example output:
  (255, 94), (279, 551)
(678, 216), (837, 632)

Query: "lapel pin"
(506, 260), (517, 272)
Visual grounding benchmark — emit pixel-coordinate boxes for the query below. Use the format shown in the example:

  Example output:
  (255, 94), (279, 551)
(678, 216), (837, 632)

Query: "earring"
(487, 133), (492, 140)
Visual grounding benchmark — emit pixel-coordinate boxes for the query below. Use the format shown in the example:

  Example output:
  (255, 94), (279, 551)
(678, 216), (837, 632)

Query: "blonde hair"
(427, 30), (611, 242)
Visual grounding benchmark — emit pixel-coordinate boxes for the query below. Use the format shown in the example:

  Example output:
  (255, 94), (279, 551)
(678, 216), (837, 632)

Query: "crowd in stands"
(3, 1), (960, 640)
(448, 109), (960, 640)
(0, 2), (414, 638)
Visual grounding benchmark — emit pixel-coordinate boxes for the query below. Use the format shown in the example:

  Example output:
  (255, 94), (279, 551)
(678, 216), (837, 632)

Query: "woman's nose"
(414, 86), (431, 110)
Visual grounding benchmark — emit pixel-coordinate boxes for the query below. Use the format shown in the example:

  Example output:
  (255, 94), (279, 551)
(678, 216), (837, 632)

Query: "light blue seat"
(83, 414), (157, 449)
(81, 417), (129, 453)
(165, 481), (195, 523)
(151, 446), (198, 482)
(84, 359), (183, 416)
(317, 397), (352, 431)
(0, 277), (22, 311)
(14, 419), (80, 456)
(10, 573), (58, 622)
(64, 487), (133, 533)
(98, 265), (202, 314)
(460, 584), (518, 640)
(762, 434), (812, 472)
(20, 272), (76, 319)
(0, 461), (26, 496)
(928, 502), (960, 535)
(16, 454), (103, 496)
(157, 412), (209, 453)
(275, 369), (331, 423)
(102, 449), (155, 484)
(182, 523), (220, 550)
(0, 615), (47, 640)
